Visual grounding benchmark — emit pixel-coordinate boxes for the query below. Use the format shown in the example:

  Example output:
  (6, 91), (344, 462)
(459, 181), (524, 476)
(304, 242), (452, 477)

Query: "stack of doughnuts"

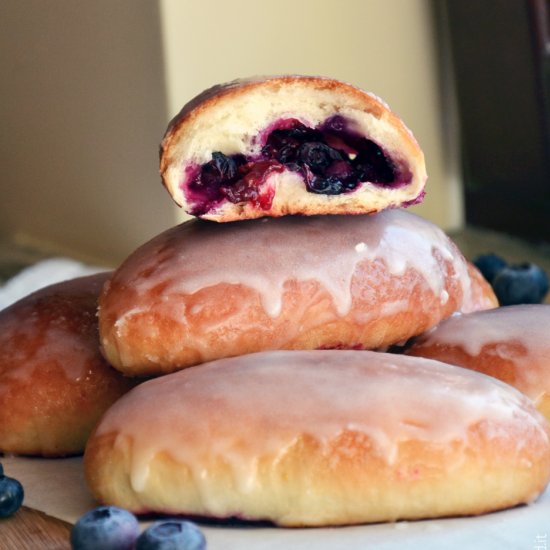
(98, 76), (497, 375)
(80, 76), (550, 525)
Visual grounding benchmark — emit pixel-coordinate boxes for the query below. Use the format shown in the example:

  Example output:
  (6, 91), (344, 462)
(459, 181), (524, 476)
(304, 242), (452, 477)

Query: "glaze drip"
(94, 350), (547, 495)
(412, 305), (550, 398)
(117, 210), (471, 321)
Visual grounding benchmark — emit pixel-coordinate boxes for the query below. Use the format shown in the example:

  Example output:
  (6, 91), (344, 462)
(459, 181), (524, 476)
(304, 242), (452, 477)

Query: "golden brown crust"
(159, 75), (427, 221)
(463, 262), (499, 311)
(0, 273), (137, 456)
(101, 263), (465, 377)
(98, 212), (483, 376)
(409, 341), (528, 390)
(85, 428), (550, 526)
(84, 351), (550, 526)
(405, 305), (550, 421)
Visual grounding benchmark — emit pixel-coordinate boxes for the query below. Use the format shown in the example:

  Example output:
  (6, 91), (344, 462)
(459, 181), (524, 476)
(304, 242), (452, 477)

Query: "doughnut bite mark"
(406, 304), (550, 421)
(160, 75), (427, 221)
(0, 273), (137, 457)
(84, 350), (550, 526)
(98, 210), (487, 376)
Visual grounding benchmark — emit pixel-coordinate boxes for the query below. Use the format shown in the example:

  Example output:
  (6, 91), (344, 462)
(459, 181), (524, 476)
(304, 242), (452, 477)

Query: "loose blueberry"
(492, 263), (549, 305)
(0, 476), (24, 518)
(136, 520), (206, 550)
(473, 253), (508, 283)
(70, 506), (139, 550)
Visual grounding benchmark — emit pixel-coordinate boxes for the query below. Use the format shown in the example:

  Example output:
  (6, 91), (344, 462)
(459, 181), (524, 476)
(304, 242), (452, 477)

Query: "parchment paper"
(3, 456), (549, 549)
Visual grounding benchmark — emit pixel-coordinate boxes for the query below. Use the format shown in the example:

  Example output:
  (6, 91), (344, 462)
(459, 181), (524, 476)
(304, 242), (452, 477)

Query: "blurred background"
(1, 0), (549, 267)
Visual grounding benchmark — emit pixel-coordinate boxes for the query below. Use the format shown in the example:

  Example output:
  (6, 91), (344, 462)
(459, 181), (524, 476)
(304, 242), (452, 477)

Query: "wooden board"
(2, 507), (71, 550)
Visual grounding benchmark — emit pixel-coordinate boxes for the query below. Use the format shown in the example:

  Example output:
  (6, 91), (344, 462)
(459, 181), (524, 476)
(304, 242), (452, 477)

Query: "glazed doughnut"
(84, 350), (550, 526)
(462, 262), (499, 312)
(98, 209), (488, 377)
(160, 75), (427, 221)
(406, 304), (550, 421)
(0, 273), (137, 457)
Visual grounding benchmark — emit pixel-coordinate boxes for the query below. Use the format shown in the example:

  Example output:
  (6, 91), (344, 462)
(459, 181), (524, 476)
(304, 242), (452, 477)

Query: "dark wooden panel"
(444, 0), (550, 242)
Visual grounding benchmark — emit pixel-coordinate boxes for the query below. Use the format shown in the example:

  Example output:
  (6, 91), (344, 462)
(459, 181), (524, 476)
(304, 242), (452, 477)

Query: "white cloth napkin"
(0, 257), (108, 310)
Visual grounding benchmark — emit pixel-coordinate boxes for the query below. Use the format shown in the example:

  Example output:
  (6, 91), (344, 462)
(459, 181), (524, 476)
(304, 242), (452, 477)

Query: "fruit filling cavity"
(185, 116), (410, 215)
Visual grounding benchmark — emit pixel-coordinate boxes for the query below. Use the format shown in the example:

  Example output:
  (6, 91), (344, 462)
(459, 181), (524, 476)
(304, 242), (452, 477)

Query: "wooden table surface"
(3, 507), (72, 550)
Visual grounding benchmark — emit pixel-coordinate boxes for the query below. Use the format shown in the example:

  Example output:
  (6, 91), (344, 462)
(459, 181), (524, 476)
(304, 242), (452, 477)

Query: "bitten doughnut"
(98, 209), (489, 377)
(0, 273), (137, 457)
(406, 304), (550, 421)
(160, 75), (427, 221)
(84, 350), (550, 526)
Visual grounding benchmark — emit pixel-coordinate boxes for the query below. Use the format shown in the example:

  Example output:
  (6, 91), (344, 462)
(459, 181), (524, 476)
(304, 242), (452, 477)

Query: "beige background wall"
(0, 0), (172, 265)
(0, 0), (462, 265)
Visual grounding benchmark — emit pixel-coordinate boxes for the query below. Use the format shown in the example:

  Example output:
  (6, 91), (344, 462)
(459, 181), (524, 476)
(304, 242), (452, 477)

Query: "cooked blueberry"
(70, 506), (139, 550)
(354, 161), (393, 183)
(0, 476), (24, 518)
(307, 175), (345, 195)
(277, 145), (298, 163)
(211, 152), (237, 180)
(325, 159), (354, 181)
(492, 263), (549, 305)
(188, 115), (400, 214)
(197, 164), (223, 191)
(262, 122), (322, 162)
(285, 123), (320, 141)
(297, 142), (342, 172)
(199, 152), (237, 188)
(0, 463), (3, 477)
(473, 253), (508, 283)
(322, 114), (347, 133)
(136, 520), (206, 550)
(222, 178), (258, 203)
(285, 162), (302, 173)
(262, 129), (300, 157)
(353, 140), (395, 183)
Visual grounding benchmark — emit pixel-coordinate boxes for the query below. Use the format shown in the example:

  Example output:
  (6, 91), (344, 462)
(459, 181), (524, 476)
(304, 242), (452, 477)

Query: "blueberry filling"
(186, 116), (403, 215)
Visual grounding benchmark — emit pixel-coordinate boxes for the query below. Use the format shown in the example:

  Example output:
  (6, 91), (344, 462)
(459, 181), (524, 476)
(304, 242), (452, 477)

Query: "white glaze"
(0, 274), (107, 391)
(95, 350), (546, 495)
(114, 210), (471, 321)
(414, 304), (550, 398)
(0, 320), (95, 390)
